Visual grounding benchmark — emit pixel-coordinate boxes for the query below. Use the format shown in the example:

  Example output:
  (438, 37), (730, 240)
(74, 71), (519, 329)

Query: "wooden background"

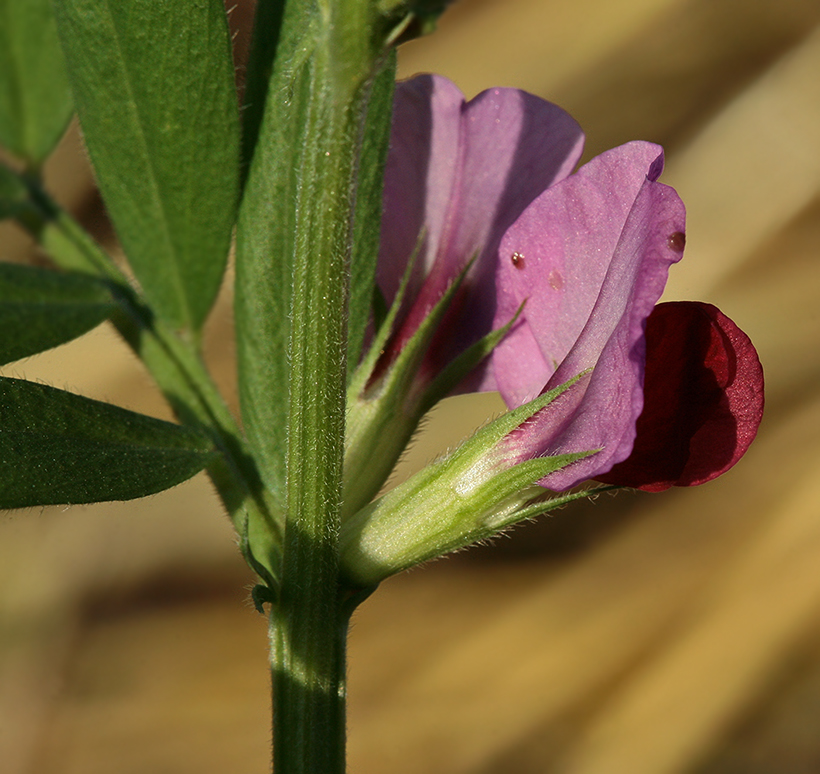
(3, 0), (820, 771)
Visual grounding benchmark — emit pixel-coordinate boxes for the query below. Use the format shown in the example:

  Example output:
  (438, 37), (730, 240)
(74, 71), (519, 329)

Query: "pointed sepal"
(340, 374), (596, 585)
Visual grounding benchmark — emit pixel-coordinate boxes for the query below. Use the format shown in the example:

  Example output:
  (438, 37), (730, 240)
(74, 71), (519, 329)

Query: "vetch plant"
(0, 1), (763, 771)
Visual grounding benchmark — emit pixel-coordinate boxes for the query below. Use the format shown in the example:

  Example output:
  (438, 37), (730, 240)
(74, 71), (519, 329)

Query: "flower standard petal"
(492, 142), (687, 490)
(376, 75), (585, 374)
(377, 75), (463, 311)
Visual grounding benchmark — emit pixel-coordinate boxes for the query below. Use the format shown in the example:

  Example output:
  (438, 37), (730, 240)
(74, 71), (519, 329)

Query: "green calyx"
(340, 373), (598, 586)
(342, 255), (522, 520)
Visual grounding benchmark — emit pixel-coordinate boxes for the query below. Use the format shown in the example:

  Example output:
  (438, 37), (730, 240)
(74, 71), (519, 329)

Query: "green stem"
(15, 174), (283, 584)
(268, 2), (391, 771)
(273, 52), (356, 774)
(269, 593), (351, 774)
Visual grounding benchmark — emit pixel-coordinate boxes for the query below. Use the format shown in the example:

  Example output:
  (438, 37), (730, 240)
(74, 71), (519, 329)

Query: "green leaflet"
(0, 0), (73, 167)
(234, 1), (322, 502)
(240, 0), (287, 183)
(51, 0), (240, 334)
(0, 262), (115, 365)
(347, 52), (396, 377)
(0, 377), (216, 508)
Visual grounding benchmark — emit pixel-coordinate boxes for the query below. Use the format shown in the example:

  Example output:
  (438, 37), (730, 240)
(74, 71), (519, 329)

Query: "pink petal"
(377, 76), (463, 312)
(377, 75), (585, 369)
(597, 302), (764, 491)
(493, 142), (687, 490)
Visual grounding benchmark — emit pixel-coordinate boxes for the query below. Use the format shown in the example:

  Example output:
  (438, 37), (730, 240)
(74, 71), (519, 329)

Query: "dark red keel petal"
(598, 301), (764, 491)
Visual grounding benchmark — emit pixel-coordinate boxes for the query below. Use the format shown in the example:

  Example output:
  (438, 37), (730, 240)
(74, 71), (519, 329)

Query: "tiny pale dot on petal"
(548, 270), (564, 290)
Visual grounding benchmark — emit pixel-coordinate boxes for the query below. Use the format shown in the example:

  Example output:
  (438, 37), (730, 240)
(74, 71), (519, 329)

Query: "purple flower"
(339, 75), (764, 584)
(373, 74), (761, 492)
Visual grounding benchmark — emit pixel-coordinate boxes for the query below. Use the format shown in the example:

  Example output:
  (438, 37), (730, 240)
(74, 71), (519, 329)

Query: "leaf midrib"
(100, 0), (192, 330)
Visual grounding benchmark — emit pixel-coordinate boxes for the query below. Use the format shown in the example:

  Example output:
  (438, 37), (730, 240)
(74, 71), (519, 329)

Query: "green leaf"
(240, 0), (287, 184)
(234, 2), (318, 501)
(347, 52), (395, 377)
(0, 262), (116, 365)
(0, 377), (216, 508)
(51, 0), (240, 333)
(0, 0), (73, 167)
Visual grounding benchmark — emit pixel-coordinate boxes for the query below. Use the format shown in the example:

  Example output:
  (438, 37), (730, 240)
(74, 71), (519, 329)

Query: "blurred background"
(2, 0), (820, 771)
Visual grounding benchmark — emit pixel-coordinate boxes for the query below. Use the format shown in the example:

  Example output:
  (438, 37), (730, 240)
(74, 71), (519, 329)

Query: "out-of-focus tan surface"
(2, 0), (820, 771)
